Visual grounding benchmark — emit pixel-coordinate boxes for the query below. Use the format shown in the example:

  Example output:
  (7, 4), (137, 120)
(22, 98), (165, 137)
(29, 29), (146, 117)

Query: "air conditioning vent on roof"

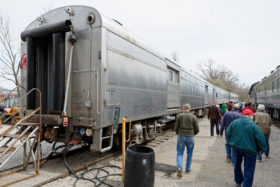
(276, 65), (280, 69)
(271, 70), (274, 74)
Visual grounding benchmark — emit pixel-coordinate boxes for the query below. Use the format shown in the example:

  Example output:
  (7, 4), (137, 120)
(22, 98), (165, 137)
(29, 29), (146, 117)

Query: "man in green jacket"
(221, 103), (228, 116)
(226, 109), (267, 187)
(175, 103), (199, 178)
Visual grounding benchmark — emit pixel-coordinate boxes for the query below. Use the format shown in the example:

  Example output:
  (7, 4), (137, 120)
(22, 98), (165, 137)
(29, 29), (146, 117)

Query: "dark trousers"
(234, 148), (257, 187)
(210, 119), (219, 136)
(257, 134), (270, 160)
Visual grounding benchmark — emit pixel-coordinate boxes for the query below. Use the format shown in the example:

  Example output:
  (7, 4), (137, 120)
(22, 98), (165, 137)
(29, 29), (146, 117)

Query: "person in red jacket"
(242, 102), (256, 113)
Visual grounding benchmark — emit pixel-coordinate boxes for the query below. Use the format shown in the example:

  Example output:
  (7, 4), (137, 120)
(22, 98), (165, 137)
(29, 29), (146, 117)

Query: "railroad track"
(36, 130), (175, 186)
(33, 151), (121, 187)
(0, 126), (176, 187)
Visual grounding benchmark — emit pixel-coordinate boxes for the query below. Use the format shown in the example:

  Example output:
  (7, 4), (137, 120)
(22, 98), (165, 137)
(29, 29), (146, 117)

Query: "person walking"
(175, 103), (199, 178)
(239, 102), (243, 113)
(243, 102), (256, 113)
(208, 101), (222, 136)
(254, 104), (272, 161)
(226, 109), (267, 187)
(220, 103), (242, 165)
(221, 103), (228, 116)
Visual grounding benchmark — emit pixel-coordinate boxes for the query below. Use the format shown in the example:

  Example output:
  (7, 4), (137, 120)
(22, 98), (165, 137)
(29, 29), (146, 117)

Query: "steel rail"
(32, 151), (121, 187)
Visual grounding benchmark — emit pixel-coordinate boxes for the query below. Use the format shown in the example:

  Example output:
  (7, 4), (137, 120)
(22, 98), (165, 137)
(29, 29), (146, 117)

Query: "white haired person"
(220, 103), (242, 165)
(175, 103), (199, 178)
(254, 104), (272, 161)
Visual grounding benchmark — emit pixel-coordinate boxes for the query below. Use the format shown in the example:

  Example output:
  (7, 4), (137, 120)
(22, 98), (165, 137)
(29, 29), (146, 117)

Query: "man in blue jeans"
(220, 103), (242, 165)
(226, 109), (267, 187)
(175, 103), (199, 178)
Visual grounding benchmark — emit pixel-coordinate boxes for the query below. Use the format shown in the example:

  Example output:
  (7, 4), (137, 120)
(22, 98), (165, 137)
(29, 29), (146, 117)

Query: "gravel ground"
(1, 118), (280, 186)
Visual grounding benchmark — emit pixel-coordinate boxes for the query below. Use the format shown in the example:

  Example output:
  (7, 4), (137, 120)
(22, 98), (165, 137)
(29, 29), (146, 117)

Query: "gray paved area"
(1, 118), (280, 186)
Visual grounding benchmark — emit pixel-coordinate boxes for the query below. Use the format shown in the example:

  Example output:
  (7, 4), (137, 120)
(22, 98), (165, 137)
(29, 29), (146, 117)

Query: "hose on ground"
(63, 143), (122, 187)
(40, 142), (66, 166)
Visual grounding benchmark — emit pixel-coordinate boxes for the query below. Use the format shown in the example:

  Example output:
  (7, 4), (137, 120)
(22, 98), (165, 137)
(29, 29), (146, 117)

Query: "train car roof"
(22, 5), (179, 67)
(256, 65), (280, 86)
(249, 81), (259, 94)
(22, 5), (238, 98)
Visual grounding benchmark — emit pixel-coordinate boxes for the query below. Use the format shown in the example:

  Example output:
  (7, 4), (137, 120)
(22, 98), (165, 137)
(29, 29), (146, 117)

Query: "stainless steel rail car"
(20, 6), (238, 152)
(249, 66), (280, 119)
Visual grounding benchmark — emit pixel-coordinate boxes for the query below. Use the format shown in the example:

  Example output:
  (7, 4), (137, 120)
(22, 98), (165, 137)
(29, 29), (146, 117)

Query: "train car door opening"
(205, 85), (208, 105)
(21, 20), (72, 114)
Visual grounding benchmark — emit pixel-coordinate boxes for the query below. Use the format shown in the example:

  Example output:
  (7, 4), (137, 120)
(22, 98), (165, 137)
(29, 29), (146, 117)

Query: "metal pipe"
(37, 88), (42, 174)
(21, 20), (72, 41)
(96, 70), (100, 114)
(122, 117), (126, 183)
(63, 44), (74, 116)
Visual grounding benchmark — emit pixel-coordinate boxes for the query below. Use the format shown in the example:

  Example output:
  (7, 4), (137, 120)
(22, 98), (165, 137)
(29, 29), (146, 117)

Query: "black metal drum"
(124, 145), (155, 187)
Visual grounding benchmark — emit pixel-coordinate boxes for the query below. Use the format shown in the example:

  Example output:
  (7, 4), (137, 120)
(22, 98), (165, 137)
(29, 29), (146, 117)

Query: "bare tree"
(223, 71), (239, 91)
(0, 14), (22, 96)
(235, 83), (249, 101)
(197, 59), (228, 80)
(197, 59), (239, 92)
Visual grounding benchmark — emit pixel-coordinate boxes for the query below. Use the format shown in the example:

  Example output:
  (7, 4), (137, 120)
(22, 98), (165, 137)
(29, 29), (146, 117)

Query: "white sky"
(1, 0), (279, 89)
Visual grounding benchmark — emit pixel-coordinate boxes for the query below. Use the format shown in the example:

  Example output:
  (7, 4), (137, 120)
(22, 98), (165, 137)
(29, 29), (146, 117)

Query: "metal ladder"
(0, 88), (42, 187)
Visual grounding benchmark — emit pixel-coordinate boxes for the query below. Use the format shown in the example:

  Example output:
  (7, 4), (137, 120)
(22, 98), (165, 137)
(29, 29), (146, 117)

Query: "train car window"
(278, 79), (280, 90)
(169, 71), (173, 82)
(167, 67), (179, 83)
(272, 80), (276, 92)
(174, 73), (179, 83)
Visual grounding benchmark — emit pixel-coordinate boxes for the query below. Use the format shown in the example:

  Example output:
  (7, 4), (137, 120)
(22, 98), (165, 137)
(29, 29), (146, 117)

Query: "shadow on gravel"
(155, 163), (177, 177)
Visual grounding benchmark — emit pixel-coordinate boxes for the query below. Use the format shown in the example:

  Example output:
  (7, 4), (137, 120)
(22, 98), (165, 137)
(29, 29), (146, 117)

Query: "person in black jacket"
(207, 101), (222, 136)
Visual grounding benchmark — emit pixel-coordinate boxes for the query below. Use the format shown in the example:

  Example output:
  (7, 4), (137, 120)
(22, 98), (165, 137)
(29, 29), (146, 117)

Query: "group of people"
(174, 101), (271, 187)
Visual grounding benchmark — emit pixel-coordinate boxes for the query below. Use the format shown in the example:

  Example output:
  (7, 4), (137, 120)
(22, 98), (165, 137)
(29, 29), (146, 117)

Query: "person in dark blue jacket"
(220, 104), (242, 164)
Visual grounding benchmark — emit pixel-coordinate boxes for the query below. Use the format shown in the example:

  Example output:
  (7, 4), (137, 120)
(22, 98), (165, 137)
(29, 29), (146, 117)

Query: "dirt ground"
(1, 118), (280, 186)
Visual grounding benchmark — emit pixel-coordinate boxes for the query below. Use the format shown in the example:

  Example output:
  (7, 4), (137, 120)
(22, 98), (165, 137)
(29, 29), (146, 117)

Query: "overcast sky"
(1, 0), (279, 89)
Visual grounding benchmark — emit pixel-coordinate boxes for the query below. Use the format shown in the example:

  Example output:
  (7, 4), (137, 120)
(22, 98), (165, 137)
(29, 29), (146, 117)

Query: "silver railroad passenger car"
(249, 66), (280, 119)
(20, 6), (238, 152)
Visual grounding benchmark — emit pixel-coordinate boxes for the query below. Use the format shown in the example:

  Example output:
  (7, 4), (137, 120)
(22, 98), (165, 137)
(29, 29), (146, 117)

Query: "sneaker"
(186, 170), (191, 174)
(177, 168), (182, 178)
(236, 184), (241, 187)
(226, 157), (231, 162)
(265, 155), (270, 159)
(257, 159), (262, 162)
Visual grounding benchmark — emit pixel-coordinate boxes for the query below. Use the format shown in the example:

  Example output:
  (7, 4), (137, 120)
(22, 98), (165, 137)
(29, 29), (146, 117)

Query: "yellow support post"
(122, 117), (126, 183)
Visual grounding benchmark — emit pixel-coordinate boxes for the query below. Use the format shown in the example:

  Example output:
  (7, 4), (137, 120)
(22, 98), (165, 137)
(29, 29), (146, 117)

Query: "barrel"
(124, 145), (155, 187)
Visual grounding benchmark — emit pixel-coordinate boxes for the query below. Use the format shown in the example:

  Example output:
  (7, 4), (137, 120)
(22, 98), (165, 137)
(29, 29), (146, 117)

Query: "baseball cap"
(242, 109), (255, 116)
